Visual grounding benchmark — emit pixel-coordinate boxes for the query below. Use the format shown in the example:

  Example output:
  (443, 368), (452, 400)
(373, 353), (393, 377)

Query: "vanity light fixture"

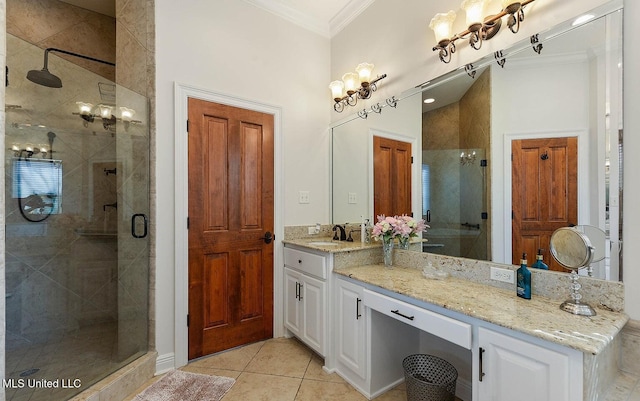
(329, 62), (387, 112)
(74, 102), (140, 132)
(430, 0), (537, 64)
(460, 151), (477, 165)
(10, 142), (49, 158)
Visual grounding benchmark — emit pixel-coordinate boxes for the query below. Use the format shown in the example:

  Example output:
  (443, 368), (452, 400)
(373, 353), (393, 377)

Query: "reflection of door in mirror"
(511, 137), (577, 272)
(373, 136), (411, 218)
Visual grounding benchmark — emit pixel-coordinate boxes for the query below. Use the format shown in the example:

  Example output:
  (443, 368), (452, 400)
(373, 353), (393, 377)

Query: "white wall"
(332, 92), (422, 224)
(153, 0), (640, 371)
(330, 0), (640, 319)
(155, 0), (330, 367)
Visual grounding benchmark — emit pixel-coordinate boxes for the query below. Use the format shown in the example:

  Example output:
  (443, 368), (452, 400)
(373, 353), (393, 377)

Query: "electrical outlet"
(490, 266), (515, 284)
(298, 191), (310, 204)
(348, 192), (357, 204)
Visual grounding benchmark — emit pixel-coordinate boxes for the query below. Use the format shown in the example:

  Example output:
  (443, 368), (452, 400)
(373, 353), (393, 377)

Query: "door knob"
(261, 231), (274, 244)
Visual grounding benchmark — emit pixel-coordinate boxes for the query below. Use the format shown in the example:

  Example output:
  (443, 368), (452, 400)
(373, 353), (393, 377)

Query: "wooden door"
(373, 136), (412, 218)
(188, 98), (274, 359)
(512, 137), (577, 271)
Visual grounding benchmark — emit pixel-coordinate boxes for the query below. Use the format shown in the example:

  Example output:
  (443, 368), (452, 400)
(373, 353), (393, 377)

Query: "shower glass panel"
(4, 35), (149, 400)
(422, 148), (488, 260)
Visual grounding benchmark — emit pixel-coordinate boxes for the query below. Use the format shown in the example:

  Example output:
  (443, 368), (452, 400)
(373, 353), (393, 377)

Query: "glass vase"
(382, 237), (394, 268)
(398, 236), (410, 250)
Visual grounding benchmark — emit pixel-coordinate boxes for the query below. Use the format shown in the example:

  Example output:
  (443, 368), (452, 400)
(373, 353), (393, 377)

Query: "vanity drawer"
(363, 289), (471, 349)
(284, 247), (327, 280)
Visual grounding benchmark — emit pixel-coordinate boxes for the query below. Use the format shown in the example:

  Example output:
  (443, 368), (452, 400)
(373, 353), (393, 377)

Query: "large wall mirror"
(331, 3), (623, 282)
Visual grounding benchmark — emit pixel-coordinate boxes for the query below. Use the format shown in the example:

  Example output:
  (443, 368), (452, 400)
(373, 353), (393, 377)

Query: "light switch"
(298, 191), (310, 204)
(348, 192), (357, 204)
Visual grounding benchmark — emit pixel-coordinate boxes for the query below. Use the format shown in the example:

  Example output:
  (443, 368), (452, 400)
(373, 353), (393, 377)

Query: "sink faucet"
(332, 224), (347, 241)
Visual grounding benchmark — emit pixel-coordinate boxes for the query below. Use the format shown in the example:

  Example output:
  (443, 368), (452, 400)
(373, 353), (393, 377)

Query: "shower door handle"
(131, 213), (148, 238)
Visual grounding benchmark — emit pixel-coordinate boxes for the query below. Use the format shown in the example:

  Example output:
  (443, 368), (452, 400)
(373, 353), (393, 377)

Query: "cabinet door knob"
(479, 347), (486, 382)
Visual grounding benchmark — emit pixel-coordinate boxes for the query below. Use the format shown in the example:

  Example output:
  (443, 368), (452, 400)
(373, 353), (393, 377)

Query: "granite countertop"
(335, 264), (629, 355)
(282, 237), (382, 253)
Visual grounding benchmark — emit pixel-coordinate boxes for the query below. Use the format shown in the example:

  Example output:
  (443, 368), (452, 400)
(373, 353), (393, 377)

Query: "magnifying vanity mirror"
(550, 227), (596, 316)
(331, 3), (623, 282)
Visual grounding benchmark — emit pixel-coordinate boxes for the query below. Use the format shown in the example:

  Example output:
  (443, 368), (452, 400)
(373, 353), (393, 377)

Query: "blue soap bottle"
(531, 248), (549, 270)
(516, 253), (531, 300)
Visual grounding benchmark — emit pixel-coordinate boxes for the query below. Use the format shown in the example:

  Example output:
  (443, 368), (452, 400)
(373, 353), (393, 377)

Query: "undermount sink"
(307, 241), (339, 246)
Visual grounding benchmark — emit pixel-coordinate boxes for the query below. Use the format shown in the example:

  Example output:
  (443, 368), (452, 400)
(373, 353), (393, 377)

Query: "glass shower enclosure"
(4, 35), (149, 400)
(422, 148), (488, 260)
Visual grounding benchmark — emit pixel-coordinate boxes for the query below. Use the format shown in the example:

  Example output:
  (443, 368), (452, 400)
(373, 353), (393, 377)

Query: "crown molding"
(329, 0), (376, 37)
(243, 0), (373, 38)
(244, 0), (331, 37)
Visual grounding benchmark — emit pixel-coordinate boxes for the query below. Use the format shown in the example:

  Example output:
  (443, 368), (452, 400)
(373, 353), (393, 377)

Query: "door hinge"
(187, 217), (190, 229)
(187, 119), (190, 133)
(411, 156), (414, 164)
(187, 314), (190, 327)
(511, 210), (514, 219)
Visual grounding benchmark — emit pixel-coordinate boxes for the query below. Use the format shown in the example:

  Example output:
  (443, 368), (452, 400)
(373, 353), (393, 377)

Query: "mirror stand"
(559, 270), (596, 316)
(550, 227), (597, 316)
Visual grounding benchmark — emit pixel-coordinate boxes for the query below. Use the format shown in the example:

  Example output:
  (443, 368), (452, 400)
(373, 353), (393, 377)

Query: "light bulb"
(461, 0), (488, 30)
(120, 107), (136, 122)
(329, 80), (345, 101)
(76, 102), (93, 116)
(429, 11), (456, 45)
(98, 104), (113, 119)
(355, 63), (374, 84)
(342, 72), (359, 95)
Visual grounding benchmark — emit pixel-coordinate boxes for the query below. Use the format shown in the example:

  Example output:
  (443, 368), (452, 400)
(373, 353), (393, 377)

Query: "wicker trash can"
(403, 354), (458, 401)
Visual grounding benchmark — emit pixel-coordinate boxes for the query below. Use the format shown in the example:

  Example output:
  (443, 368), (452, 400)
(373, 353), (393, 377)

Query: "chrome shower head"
(26, 48), (115, 89)
(26, 68), (62, 88)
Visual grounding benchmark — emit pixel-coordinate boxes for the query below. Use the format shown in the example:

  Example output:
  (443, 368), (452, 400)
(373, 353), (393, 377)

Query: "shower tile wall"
(115, 0), (157, 354)
(6, 0), (116, 81)
(4, 125), (119, 341)
(2, 0), (156, 399)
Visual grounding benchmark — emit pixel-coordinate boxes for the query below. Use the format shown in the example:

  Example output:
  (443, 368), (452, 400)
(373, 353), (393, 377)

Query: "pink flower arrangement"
(371, 214), (428, 242)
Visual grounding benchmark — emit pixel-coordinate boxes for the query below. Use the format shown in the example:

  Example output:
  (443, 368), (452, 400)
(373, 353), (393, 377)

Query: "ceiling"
(243, 0), (374, 38)
(59, 0), (372, 38)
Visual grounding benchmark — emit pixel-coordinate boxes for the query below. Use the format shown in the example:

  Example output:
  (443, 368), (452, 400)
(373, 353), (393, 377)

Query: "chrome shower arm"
(43, 48), (116, 67)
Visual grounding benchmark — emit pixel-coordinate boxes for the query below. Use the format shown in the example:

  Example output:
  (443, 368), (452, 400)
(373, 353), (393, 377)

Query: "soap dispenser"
(531, 248), (549, 270)
(516, 253), (532, 300)
(364, 218), (371, 243)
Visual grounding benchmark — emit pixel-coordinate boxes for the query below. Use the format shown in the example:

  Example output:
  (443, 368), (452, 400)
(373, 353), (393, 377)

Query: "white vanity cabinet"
(334, 276), (367, 380)
(330, 268), (589, 401)
(476, 327), (583, 401)
(283, 247), (327, 356)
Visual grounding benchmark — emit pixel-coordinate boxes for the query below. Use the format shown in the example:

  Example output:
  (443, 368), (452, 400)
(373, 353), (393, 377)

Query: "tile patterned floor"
(126, 337), (413, 401)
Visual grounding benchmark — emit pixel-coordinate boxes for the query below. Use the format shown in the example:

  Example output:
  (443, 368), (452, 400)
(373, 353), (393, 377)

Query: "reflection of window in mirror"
(12, 158), (63, 219)
(422, 164), (430, 219)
